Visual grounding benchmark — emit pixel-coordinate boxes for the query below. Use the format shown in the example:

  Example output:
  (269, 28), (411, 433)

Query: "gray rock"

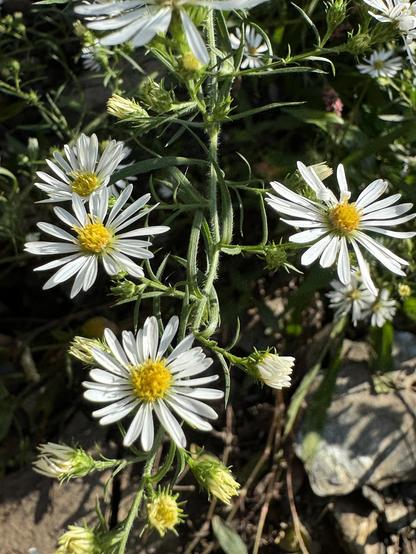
(331, 497), (385, 554)
(295, 338), (416, 496)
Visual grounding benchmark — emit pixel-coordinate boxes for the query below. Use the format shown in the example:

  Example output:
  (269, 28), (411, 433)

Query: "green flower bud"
(325, 0), (348, 31)
(55, 524), (98, 554)
(34, 443), (95, 482)
(68, 336), (106, 365)
(188, 449), (240, 505)
(107, 94), (149, 121)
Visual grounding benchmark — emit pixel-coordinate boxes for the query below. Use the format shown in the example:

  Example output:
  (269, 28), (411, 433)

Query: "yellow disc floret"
(147, 492), (184, 537)
(76, 221), (112, 254)
(131, 359), (172, 402)
(329, 202), (361, 234)
(71, 171), (101, 197)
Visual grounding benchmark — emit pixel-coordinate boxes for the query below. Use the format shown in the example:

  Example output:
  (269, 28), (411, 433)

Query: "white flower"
(230, 25), (269, 69)
(266, 162), (416, 295)
(35, 133), (127, 203)
(257, 353), (294, 389)
(75, 0), (270, 65)
(357, 49), (402, 77)
(363, 1), (416, 62)
(24, 185), (169, 298)
(366, 288), (397, 326)
(327, 273), (376, 326)
(83, 316), (224, 450)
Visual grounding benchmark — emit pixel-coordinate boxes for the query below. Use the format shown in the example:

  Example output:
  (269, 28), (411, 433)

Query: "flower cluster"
(75, 0), (271, 65)
(24, 133), (169, 298)
(327, 273), (397, 327)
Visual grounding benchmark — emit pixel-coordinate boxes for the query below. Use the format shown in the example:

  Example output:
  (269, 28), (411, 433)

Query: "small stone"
(331, 497), (385, 554)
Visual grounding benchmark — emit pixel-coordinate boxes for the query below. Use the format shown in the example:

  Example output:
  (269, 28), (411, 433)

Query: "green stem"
(117, 430), (164, 553)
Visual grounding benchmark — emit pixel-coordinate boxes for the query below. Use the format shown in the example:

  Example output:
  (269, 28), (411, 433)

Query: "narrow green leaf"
(227, 101), (304, 122)
(110, 157), (207, 184)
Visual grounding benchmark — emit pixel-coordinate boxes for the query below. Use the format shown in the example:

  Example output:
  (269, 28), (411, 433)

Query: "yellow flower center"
(248, 46), (258, 56)
(373, 60), (384, 70)
(182, 52), (202, 71)
(130, 359), (172, 402)
(148, 494), (182, 536)
(329, 202), (361, 234)
(349, 290), (361, 300)
(71, 171), (101, 197)
(76, 221), (112, 254)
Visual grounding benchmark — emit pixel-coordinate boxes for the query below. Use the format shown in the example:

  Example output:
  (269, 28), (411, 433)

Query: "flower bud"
(55, 525), (98, 554)
(147, 490), (185, 537)
(326, 0), (347, 31)
(188, 450), (240, 505)
(263, 243), (288, 271)
(68, 336), (105, 364)
(398, 283), (411, 298)
(107, 94), (149, 120)
(34, 443), (95, 482)
(255, 352), (294, 389)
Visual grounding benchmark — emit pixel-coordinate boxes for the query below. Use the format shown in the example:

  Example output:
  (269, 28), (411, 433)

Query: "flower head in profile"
(147, 489), (185, 536)
(24, 185), (169, 298)
(266, 162), (416, 294)
(366, 288), (397, 326)
(256, 352), (294, 389)
(230, 25), (269, 69)
(55, 524), (98, 554)
(188, 449), (240, 504)
(357, 49), (402, 78)
(75, 0), (270, 65)
(33, 443), (94, 482)
(83, 315), (224, 451)
(35, 134), (127, 203)
(327, 272), (376, 326)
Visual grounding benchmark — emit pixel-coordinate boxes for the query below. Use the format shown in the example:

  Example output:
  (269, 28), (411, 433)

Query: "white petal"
(123, 404), (146, 447)
(300, 234), (332, 265)
(143, 316), (159, 360)
(157, 316), (179, 358)
(180, 9), (209, 64)
(140, 403), (154, 451)
(104, 328), (130, 366)
(319, 235), (340, 268)
(166, 396), (212, 431)
(355, 179), (388, 209)
(91, 347), (128, 377)
(166, 334), (194, 362)
(154, 401), (186, 448)
(337, 237), (350, 284)
(289, 228), (327, 243)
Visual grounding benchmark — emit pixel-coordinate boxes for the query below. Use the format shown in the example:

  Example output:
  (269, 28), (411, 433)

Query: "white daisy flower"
(75, 0), (270, 65)
(363, 1), (416, 62)
(35, 133), (127, 203)
(83, 315), (224, 450)
(357, 49), (403, 77)
(229, 25), (269, 69)
(257, 353), (294, 389)
(366, 288), (397, 327)
(24, 185), (169, 298)
(266, 162), (416, 295)
(327, 273), (376, 326)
